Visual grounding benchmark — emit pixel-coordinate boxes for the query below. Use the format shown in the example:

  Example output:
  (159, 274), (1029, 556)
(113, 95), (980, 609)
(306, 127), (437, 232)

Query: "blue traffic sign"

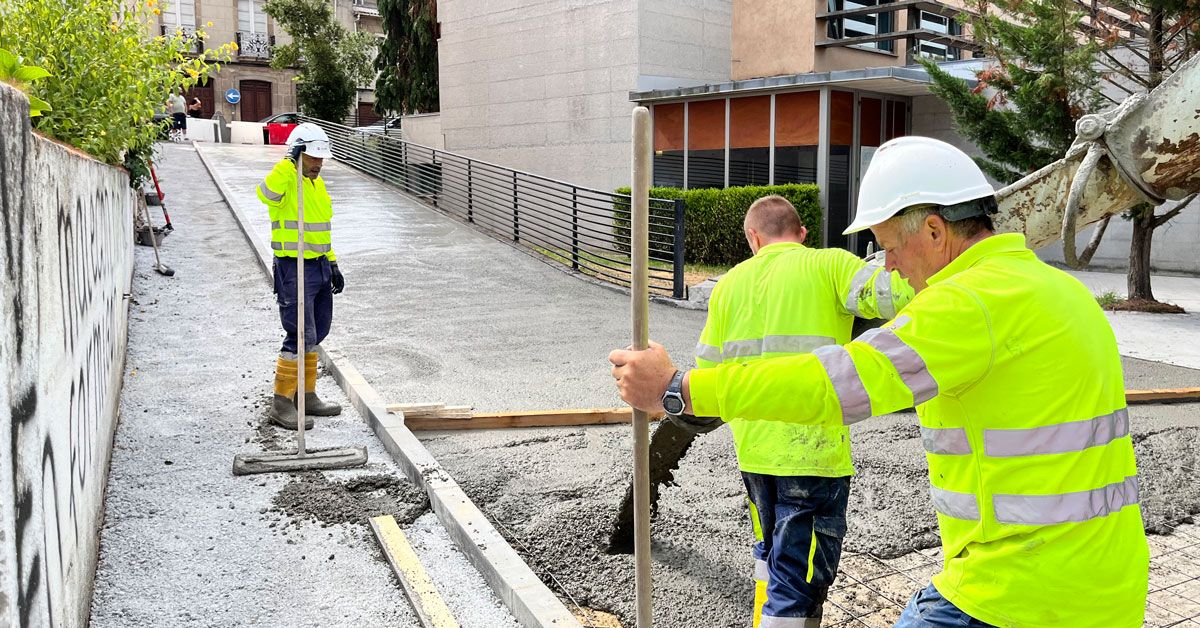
(225, 88), (241, 104)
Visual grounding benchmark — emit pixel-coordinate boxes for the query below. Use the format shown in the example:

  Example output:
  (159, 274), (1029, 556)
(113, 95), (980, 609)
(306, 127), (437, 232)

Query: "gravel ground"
(89, 143), (518, 628)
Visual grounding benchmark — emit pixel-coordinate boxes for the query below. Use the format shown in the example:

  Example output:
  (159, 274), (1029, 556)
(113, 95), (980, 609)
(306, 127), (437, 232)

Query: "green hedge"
(613, 184), (822, 267)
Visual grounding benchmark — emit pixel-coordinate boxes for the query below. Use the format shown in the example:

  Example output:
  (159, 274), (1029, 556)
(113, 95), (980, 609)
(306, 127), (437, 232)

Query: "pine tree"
(920, 0), (1104, 185)
(375, 0), (439, 114)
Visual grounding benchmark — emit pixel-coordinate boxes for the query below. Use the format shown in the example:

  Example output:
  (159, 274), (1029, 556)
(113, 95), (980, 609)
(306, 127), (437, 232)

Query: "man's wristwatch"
(661, 370), (686, 417)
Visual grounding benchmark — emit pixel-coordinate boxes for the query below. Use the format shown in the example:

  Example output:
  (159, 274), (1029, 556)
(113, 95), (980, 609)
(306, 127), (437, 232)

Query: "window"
(238, 0), (267, 34)
(652, 103), (685, 188)
(917, 11), (960, 61)
(827, 0), (895, 53)
(728, 96), (770, 187)
(162, 0), (195, 29)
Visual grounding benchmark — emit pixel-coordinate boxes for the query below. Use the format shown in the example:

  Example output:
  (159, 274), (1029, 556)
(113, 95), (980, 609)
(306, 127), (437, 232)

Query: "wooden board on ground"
(369, 515), (460, 628)
(1126, 387), (1200, 404)
(387, 403), (474, 419)
(404, 407), (664, 431)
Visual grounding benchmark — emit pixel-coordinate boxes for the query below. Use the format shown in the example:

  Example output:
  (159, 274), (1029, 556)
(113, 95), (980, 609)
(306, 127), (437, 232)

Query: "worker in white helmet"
(255, 122), (345, 429)
(611, 136), (1148, 627)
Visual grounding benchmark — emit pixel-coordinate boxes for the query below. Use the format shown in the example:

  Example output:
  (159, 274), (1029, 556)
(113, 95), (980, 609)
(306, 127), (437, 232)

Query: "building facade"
(165, 0), (383, 124)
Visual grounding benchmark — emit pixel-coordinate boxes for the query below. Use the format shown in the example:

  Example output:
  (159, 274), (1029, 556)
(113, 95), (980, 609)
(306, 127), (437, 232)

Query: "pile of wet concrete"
(422, 357), (1200, 627)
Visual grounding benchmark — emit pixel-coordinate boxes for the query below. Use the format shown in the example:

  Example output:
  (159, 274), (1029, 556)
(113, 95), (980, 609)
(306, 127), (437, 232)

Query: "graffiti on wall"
(3, 99), (133, 628)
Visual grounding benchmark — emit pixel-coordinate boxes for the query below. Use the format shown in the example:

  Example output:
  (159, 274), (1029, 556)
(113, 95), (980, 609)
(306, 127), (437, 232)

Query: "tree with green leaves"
(264, 0), (376, 123)
(0, 0), (231, 180)
(375, 0), (439, 114)
(922, 0), (1200, 305)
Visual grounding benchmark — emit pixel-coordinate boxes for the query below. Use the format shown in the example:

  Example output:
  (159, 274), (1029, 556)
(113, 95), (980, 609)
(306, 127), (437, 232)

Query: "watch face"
(663, 395), (685, 415)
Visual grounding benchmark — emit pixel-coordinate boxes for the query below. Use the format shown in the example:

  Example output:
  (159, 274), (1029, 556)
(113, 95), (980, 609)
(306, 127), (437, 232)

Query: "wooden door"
(186, 79), (215, 118)
(239, 79), (272, 122)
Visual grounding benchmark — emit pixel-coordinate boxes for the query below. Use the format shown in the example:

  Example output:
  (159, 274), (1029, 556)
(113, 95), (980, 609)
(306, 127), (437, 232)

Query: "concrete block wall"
(0, 83), (135, 627)
(437, 0), (730, 193)
(401, 113), (445, 149)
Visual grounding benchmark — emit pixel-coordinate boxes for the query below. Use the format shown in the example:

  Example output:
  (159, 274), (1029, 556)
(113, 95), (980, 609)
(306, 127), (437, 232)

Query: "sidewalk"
(1069, 269), (1200, 370)
(89, 143), (519, 627)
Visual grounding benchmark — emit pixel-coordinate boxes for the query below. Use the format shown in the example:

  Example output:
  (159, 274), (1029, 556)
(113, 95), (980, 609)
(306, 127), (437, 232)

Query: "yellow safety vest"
(256, 158), (337, 261)
(696, 241), (913, 476)
(690, 234), (1148, 627)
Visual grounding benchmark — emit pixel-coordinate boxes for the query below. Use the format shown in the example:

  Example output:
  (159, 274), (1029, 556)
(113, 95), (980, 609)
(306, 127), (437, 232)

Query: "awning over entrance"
(630, 62), (981, 103)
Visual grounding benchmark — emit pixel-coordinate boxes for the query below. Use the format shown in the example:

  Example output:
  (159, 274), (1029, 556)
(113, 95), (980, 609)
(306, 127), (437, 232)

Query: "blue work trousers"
(895, 584), (995, 627)
(743, 473), (851, 624)
(274, 256), (333, 356)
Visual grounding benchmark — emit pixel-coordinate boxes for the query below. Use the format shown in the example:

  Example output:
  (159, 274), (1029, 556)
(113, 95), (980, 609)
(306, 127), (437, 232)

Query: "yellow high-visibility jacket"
(256, 158), (337, 261)
(696, 241), (912, 476)
(690, 234), (1148, 627)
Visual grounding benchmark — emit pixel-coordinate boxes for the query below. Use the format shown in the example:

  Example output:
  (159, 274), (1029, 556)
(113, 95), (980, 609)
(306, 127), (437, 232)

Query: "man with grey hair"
(615, 136), (1148, 627)
(686, 193), (911, 627)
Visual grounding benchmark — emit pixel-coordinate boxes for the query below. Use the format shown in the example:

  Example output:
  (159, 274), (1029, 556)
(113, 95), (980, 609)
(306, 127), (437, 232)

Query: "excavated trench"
(422, 356), (1200, 627)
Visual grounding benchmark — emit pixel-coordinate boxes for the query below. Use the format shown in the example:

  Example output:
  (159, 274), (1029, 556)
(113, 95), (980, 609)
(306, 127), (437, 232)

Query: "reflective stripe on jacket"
(690, 234), (1148, 627)
(697, 241), (912, 476)
(256, 158), (337, 261)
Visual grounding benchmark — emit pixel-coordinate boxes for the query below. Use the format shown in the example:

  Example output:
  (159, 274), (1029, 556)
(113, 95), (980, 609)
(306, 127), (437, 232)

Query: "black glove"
(331, 263), (344, 294)
(668, 413), (723, 435)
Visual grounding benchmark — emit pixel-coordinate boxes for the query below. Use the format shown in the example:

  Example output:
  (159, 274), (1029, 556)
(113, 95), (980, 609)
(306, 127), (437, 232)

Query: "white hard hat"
(844, 136), (995, 235)
(285, 122), (333, 159)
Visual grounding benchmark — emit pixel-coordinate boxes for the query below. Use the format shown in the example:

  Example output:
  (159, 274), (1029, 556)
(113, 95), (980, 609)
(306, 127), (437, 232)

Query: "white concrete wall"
(401, 113), (445, 149)
(0, 83), (135, 628)
(1037, 198), (1200, 275)
(638, 0), (731, 92)
(436, 0), (730, 192)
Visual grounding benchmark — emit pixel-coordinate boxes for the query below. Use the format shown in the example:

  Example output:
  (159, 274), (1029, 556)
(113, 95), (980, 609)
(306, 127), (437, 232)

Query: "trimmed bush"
(614, 184), (821, 267)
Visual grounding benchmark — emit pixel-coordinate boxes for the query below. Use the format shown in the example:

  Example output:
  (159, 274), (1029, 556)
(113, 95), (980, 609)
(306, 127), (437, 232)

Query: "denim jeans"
(895, 584), (995, 627)
(742, 473), (851, 623)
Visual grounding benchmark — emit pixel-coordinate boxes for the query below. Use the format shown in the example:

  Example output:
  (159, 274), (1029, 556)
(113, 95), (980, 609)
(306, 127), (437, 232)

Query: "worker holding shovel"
(256, 122), (346, 430)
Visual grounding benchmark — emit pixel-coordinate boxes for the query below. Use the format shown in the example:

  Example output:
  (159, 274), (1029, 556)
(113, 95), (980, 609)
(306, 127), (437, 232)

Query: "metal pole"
(512, 171), (520, 242)
(294, 152), (307, 457)
(629, 106), (653, 628)
(672, 198), (686, 300)
(467, 159), (474, 223)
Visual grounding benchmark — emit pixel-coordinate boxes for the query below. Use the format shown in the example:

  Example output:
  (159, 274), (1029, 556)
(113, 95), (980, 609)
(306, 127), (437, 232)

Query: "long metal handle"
(630, 106), (652, 628)
(295, 154), (307, 457)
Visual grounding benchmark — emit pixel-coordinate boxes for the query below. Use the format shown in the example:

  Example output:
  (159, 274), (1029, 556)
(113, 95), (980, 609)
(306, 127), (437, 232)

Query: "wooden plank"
(1126, 387), (1200, 404)
(387, 403), (447, 414)
(369, 515), (461, 628)
(405, 407), (665, 431)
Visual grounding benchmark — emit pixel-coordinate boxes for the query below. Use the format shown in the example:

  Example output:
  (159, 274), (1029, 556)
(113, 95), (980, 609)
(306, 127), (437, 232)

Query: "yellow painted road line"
(370, 515), (460, 628)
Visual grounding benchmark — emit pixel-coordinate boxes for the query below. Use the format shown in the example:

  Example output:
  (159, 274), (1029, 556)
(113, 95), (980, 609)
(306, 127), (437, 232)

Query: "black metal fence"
(305, 117), (687, 298)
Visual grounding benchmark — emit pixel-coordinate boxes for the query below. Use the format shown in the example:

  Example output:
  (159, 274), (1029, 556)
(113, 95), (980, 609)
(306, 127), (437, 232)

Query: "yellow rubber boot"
(303, 352), (342, 416)
(270, 356), (311, 429)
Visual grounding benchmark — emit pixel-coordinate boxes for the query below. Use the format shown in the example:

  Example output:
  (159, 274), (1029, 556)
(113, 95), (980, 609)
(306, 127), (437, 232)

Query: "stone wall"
(401, 113), (445, 149)
(0, 83), (135, 627)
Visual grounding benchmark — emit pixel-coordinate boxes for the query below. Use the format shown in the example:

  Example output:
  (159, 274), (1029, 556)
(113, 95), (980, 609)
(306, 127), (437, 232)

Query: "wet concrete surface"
(425, 374), (1200, 627)
(91, 143), (517, 628)
(199, 145), (1200, 627)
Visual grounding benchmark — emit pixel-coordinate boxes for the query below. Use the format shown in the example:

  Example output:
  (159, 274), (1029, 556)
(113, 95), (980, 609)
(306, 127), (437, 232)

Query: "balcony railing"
(236, 31), (275, 60)
(818, 0), (983, 63)
(161, 23), (203, 55)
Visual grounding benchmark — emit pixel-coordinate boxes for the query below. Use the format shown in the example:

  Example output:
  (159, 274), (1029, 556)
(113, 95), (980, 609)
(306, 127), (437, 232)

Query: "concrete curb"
(195, 143), (583, 628)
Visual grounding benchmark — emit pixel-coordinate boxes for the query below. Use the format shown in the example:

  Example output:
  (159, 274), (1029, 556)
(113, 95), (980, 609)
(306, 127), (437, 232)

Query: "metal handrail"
(305, 116), (687, 298)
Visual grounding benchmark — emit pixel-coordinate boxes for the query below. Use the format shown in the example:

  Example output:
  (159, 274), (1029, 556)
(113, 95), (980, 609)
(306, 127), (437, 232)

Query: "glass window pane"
(773, 146), (817, 185)
(729, 148), (769, 187)
(653, 152), (685, 188)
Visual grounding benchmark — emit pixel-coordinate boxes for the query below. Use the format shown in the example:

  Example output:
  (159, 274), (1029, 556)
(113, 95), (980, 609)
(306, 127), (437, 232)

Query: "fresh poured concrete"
(199, 143), (1200, 627)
